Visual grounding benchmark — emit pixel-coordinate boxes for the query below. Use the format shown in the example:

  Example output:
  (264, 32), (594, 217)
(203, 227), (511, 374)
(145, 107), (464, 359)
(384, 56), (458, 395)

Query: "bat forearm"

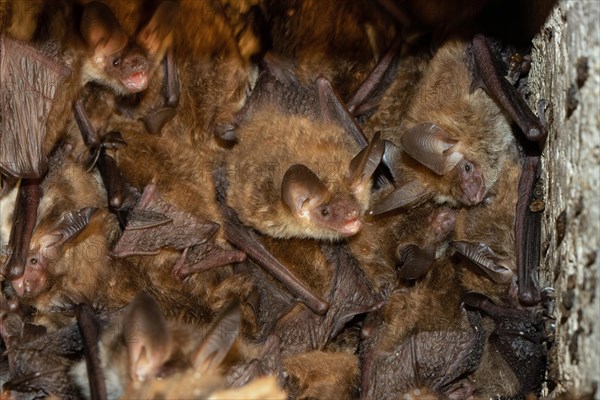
(472, 34), (546, 143)
(5, 178), (42, 279)
(515, 155), (542, 306)
(74, 98), (100, 148)
(76, 304), (107, 400)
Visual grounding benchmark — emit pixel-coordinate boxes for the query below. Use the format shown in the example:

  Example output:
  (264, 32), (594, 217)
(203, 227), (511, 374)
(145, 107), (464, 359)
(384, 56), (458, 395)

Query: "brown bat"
(365, 40), (517, 215)
(359, 258), (486, 400)
(4, 143), (120, 324)
(72, 292), (285, 399)
(225, 73), (384, 241)
(451, 151), (522, 304)
(366, 35), (546, 217)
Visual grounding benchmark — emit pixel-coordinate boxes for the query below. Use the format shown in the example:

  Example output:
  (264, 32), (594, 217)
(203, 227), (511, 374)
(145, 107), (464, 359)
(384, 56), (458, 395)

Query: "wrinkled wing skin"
(0, 35), (70, 178)
(112, 184), (219, 257)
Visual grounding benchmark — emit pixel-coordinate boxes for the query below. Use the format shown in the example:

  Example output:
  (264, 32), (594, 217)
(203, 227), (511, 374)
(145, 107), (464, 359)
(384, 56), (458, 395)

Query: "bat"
(366, 39), (518, 215)
(463, 292), (548, 399)
(225, 72), (384, 241)
(0, 302), (85, 399)
(450, 151), (519, 293)
(359, 258), (486, 400)
(366, 35), (546, 218)
(350, 202), (457, 295)
(5, 142), (119, 318)
(72, 291), (285, 399)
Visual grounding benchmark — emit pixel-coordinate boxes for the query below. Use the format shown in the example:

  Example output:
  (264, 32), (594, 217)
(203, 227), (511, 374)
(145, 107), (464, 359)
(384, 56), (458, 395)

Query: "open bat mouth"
(339, 218), (362, 236)
(123, 71), (148, 92)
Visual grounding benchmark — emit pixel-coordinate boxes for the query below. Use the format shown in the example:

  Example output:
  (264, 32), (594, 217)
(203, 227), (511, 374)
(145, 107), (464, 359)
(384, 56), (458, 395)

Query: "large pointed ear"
(401, 123), (464, 175)
(192, 300), (241, 375)
(315, 76), (369, 148)
(123, 291), (172, 382)
(136, 0), (178, 60)
(367, 180), (431, 217)
(39, 207), (98, 259)
(346, 132), (385, 193)
(451, 241), (514, 283)
(282, 165), (330, 218)
(80, 1), (128, 62)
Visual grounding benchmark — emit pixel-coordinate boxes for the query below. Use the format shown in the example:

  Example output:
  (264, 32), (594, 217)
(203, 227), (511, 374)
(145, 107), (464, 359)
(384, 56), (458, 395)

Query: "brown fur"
(263, 0), (396, 99)
(454, 151), (521, 304)
(226, 106), (370, 240)
(283, 351), (359, 399)
(8, 150), (119, 316)
(366, 40), (515, 207)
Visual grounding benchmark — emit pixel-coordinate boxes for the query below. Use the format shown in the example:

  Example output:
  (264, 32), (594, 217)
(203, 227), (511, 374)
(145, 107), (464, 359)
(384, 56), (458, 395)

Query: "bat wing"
(221, 205), (329, 316)
(0, 35), (70, 179)
(112, 183), (219, 257)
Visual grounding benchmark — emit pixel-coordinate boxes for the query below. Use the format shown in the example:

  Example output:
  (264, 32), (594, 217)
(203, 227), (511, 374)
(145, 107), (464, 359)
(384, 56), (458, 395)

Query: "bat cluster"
(1, 0), (555, 399)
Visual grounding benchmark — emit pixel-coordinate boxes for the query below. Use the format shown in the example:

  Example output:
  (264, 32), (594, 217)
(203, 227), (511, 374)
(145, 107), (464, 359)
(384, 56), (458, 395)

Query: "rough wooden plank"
(529, 1), (600, 397)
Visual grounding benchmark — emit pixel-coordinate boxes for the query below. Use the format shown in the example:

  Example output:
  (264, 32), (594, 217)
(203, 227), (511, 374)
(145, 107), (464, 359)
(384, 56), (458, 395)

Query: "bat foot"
(518, 286), (541, 307)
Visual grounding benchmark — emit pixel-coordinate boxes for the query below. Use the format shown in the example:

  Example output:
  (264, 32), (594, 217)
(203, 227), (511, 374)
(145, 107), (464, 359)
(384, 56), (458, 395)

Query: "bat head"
(10, 208), (98, 300)
(80, 1), (178, 95)
(72, 293), (241, 398)
(281, 133), (384, 240)
(401, 123), (486, 206)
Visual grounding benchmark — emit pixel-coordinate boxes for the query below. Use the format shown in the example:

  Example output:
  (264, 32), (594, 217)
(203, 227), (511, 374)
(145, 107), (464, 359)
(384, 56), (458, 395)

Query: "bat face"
(227, 104), (383, 241)
(79, 1), (176, 96)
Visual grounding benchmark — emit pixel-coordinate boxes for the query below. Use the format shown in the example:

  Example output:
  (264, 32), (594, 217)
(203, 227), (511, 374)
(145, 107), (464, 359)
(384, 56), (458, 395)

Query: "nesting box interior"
(0, 0), (599, 399)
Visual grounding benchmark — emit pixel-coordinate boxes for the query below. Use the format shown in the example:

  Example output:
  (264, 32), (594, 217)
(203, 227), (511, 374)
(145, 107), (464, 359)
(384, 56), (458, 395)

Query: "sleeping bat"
(0, 300), (85, 399)
(71, 292), (285, 400)
(350, 199), (457, 295)
(225, 72), (384, 241)
(259, 0), (397, 100)
(5, 142), (120, 322)
(359, 258), (486, 400)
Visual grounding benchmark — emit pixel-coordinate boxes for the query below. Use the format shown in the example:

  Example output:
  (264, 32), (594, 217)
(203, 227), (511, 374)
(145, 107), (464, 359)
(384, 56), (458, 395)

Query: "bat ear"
(450, 241), (514, 283)
(123, 291), (172, 382)
(401, 123), (464, 175)
(367, 180), (431, 217)
(81, 1), (128, 61)
(315, 76), (369, 147)
(346, 132), (385, 192)
(396, 244), (436, 280)
(191, 300), (241, 374)
(136, 0), (178, 60)
(282, 164), (330, 217)
(38, 207), (98, 260)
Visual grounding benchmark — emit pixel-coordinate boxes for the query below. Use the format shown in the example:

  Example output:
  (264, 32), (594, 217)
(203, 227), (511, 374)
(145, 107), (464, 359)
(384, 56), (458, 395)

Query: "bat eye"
(112, 57), (121, 67)
(29, 257), (37, 265)
(463, 162), (472, 173)
(320, 207), (330, 217)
